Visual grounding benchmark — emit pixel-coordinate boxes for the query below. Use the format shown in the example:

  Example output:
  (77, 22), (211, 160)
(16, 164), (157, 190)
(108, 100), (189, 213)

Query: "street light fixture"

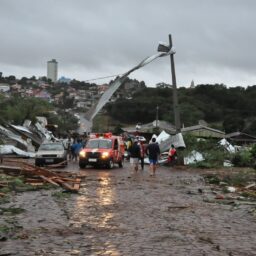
(157, 34), (181, 133)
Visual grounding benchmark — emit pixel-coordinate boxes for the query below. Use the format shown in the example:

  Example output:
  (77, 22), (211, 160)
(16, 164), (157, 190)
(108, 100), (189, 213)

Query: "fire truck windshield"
(86, 139), (112, 149)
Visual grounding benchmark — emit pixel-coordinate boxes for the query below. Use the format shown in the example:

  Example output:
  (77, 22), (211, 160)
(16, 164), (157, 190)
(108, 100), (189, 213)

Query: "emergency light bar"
(89, 132), (113, 139)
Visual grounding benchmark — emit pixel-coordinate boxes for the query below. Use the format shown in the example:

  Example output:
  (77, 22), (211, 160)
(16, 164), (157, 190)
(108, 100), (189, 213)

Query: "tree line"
(105, 83), (256, 135)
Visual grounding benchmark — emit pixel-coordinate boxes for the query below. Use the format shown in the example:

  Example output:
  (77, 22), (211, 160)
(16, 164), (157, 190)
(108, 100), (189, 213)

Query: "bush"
(231, 150), (253, 167)
(183, 134), (231, 168)
(250, 144), (256, 158)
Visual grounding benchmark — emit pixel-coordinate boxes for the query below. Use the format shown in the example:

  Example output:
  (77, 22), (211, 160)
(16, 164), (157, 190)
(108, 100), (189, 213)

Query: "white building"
(47, 59), (58, 83)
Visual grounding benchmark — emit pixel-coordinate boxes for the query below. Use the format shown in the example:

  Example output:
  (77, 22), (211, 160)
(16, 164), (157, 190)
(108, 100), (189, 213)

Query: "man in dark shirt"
(128, 139), (141, 173)
(146, 137), (160, 176)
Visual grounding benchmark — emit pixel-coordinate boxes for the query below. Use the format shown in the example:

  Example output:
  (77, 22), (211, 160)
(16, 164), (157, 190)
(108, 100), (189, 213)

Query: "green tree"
(0, 96), (52, 124)
(223, 116), (245, 133)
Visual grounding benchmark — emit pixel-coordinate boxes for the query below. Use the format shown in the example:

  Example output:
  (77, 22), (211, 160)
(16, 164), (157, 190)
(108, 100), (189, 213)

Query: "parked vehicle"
(35, 142), (67, 166)
(79, 133), (125, 169)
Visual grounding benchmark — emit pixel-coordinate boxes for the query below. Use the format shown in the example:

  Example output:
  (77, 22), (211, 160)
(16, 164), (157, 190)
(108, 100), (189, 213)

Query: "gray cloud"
(0, 0), (256, 87)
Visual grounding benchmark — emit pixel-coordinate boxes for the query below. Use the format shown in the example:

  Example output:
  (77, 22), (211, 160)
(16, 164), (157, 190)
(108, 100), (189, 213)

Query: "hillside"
(105, 83), (256, 135)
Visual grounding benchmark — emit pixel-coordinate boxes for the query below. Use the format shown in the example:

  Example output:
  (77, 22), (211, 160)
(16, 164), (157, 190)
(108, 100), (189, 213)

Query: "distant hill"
(104, 83), (256, 135)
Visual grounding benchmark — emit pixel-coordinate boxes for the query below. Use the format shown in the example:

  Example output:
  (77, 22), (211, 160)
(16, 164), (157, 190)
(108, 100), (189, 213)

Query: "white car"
(35, 142), (67, 167)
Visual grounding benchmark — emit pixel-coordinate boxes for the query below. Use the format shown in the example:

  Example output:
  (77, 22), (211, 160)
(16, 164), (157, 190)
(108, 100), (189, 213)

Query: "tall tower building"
(47, 59), (58, 83)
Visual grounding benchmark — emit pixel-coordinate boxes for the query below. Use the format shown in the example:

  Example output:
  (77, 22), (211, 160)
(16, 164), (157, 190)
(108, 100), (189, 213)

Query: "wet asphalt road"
(1, 160), (256, 256)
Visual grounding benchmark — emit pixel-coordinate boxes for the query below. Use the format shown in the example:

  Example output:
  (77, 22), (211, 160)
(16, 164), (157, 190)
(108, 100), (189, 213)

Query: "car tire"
(108, 159), (114, 169)
(79, 162), (86, 169)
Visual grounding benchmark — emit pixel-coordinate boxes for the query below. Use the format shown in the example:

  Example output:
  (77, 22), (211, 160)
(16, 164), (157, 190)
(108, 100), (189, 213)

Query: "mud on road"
(1, 161), (256, 256)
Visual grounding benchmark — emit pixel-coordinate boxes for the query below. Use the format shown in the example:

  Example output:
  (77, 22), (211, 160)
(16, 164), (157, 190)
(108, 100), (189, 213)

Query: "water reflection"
(69, 171), (120, 255)
(97, 173), (114, 206)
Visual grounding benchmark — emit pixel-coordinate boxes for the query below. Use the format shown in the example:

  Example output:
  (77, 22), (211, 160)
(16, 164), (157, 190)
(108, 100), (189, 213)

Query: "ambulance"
(79, 133), (125, 169)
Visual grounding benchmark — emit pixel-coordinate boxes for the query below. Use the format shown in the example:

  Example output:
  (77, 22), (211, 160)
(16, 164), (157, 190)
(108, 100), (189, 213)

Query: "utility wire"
(84, 73), (124, 82)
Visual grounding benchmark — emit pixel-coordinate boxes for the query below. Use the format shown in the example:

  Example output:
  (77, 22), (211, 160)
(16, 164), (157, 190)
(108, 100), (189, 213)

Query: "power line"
(84, 73), (124, 82)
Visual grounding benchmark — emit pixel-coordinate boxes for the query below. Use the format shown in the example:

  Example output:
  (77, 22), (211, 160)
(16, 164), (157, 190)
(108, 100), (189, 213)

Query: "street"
(1, 161), (256, 256)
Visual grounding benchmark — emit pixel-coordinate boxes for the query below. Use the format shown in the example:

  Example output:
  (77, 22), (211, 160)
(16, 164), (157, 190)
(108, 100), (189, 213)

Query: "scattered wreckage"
(0, 119), (81, 195)
(0, 117), (58, 158)
(0, 159), (81, 194)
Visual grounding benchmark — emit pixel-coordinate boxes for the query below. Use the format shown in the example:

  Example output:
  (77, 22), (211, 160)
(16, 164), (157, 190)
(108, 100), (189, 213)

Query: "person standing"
(75, 139), (83, 160)
(71, 139), (83, 162)
(146, 137), (160, 176)
(66, 136), (73, 161)
(138, 139), (145, 170)
(128, 139), (141, 173)
(168, 144), (177, 166)
(126, 138), (132, 160)
(71, 140), (77, 161)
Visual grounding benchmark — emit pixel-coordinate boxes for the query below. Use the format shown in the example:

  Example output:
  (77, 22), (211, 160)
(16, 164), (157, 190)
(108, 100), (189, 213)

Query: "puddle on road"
(63, 173), (120, 254)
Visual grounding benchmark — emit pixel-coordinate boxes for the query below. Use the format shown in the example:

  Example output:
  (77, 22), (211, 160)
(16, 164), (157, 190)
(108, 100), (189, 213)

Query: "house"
(122, 120), (177, 141)
(10, 83), (22, 91)
(225, 132), (256, 145)
(77, 101), (89, 108)
(98, 84), (109, 94)
(181, 124), (225, 139)
(34, 90), (52, 102)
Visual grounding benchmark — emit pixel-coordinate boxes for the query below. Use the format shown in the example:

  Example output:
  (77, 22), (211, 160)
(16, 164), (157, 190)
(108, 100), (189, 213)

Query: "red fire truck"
(79, 133), (125, 169)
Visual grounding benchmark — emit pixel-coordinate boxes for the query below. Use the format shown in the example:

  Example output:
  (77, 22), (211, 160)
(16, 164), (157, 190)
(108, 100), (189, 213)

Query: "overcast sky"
(1, 0), (256, 87)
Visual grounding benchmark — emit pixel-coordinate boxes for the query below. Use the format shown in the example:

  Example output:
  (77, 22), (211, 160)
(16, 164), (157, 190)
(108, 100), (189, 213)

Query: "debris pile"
(201, 170), (256, 214)
(0, 159), (81, 194)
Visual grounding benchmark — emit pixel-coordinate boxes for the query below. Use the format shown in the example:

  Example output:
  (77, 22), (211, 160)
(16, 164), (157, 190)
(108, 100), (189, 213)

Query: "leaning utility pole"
(168, 34), (181, 133)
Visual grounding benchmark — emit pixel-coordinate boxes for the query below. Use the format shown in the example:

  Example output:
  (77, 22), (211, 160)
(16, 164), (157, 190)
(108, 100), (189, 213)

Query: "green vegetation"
(179, 134), (256, 169)
(231, 145), (256, 168)
(0, 96), (52, 124)
(45, 110), (79, 134)
(0, 223), (23, 239)
(204, 168), (256, 187)
(92, 113), (123, 132)
(1, 74), (256, 136)
(0, 207), (25, 215)
(106, 84), (256, 135)
(0, 174), (56, 200)
(0, 225), (10, 233)
(180, 134), (230, 168)
(52, 191), (72, 200)
(0, 95), (78, 134)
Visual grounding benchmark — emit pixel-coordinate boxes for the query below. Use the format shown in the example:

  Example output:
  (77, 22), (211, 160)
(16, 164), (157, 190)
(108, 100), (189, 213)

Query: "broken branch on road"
(0, 158), (80, 192)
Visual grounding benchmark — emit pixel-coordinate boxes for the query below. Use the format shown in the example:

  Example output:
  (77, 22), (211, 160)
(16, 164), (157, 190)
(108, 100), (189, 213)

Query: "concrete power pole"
(168, 34), (181, 133)
(156, 105), (159, 128)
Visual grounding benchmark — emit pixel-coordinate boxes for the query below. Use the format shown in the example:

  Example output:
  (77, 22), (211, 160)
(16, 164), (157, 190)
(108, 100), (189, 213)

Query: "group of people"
(65, 136), (86, 161)
(128, 136), (177, 177)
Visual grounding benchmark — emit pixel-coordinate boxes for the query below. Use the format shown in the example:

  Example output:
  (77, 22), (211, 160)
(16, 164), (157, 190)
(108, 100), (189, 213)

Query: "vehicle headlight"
(101, 152), (109, 159)
(79, 151), (86, 158)
(57, 154), (64, 158)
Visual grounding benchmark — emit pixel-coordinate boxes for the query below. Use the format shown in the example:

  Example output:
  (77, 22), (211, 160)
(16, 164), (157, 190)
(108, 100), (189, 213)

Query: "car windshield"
(86, 139), (112, 149)
(39, 143), (64, 151)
